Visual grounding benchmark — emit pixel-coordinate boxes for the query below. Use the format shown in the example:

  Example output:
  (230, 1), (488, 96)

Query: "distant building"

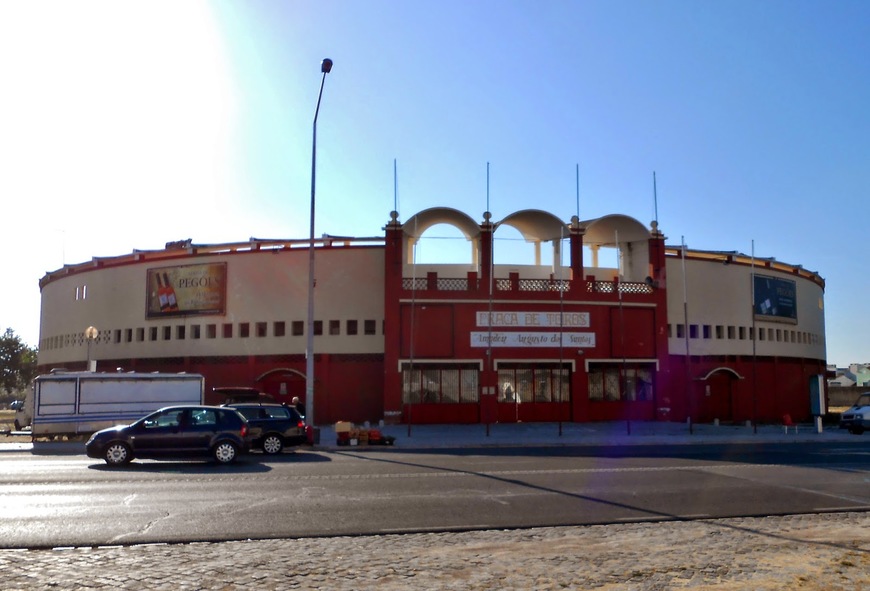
(849, 364), (870, 387)
(828, 372), (856, 388)
(37, 208), (827, 426)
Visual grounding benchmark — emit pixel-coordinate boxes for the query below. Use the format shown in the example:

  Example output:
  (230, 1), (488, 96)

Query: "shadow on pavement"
(87, 459), (274, 473)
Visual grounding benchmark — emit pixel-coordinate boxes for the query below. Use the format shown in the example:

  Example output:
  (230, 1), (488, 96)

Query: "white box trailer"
(19, 372), (204, 437)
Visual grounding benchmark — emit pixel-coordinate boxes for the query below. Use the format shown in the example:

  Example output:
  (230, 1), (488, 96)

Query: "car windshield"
(852, 393), (870, 407)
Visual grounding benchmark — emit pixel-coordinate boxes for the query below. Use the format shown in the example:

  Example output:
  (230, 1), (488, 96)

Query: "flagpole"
(557, 225), (565, 437)
(616, 230), (630, 435)
(575, 164), (580, 218)
(486, 162), (493, 436)
(751, 240), (758, 434)
(405, 163), (417, 438)
(682, 236), (692, 434)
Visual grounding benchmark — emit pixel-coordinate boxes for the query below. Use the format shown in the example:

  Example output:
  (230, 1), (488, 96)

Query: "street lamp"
(306, 57), (333, 429)
(85, 326), (98, 372)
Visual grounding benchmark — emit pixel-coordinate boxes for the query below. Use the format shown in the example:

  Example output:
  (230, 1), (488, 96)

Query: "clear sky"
(1, 1), (868, 368)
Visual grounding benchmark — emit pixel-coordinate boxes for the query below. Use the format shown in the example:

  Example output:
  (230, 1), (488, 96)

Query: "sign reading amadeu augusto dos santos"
(471, 311), (596, 348)
(146, 263), (227, 318)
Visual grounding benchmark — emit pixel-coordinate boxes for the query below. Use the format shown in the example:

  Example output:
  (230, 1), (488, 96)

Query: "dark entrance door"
(698, 371), (734, 423)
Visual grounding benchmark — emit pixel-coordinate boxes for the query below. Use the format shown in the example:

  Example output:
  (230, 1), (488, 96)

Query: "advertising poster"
(146, 263), (226, 318)
(753, 274), (797, 323)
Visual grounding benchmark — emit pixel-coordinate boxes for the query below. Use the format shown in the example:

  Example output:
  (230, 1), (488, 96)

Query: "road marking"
(678, 514), (712, 519)
(814, 505), (870, 512)
(378, 525), (493, 533)
(616, 514), (711, 522)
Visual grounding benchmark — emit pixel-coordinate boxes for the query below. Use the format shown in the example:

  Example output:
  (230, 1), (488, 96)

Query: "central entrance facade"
(383, 208), (670, 425)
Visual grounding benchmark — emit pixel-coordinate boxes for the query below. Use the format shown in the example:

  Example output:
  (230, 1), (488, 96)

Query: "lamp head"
(321, 58), (333, 74)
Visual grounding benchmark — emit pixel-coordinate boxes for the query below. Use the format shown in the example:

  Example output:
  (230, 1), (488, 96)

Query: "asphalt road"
(2, 441), (869, 550)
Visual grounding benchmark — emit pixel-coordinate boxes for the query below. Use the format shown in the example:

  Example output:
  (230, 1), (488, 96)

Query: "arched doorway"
(695, 367), (745, 423)
(256, 368), (307, 405)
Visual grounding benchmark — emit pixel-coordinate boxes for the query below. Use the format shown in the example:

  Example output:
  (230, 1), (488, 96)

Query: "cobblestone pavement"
(2, 512), (868, 590)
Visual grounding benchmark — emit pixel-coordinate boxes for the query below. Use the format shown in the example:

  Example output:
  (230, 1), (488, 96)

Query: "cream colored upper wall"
(665, 257), (826, 360)
(38, 247), (385, 366)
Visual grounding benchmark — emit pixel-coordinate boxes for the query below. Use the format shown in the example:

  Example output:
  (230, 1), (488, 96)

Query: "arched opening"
(256, 367), (308, 403)
(694, 367), (745, 423)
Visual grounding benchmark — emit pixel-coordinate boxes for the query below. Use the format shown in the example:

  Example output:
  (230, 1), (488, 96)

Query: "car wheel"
(104, 442), (132, 465)
(213, 441), (239, 464)
(849, 426), (865, 435)
(262, 434), (284, 455)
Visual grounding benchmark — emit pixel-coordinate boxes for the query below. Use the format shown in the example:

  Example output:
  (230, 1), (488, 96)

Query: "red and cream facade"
(36, 208), (828, 426)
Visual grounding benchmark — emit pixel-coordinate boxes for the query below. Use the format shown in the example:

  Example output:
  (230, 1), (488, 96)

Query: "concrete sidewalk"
(0, 420), (860, 454)
(313, 419), (858, 451)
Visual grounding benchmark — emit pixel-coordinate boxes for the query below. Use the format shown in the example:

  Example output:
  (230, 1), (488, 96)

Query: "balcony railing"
(587, 281), (654, 295)
(403, 278), (476, 291)
(402, 276), (654, 295)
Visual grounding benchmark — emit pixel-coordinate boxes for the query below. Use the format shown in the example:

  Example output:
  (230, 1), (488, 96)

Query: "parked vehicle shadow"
(246, 450), (332, 464)
(87, 459), (274, 473)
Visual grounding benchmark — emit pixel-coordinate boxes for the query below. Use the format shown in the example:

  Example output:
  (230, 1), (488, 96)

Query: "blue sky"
(1, 1), (868, 367)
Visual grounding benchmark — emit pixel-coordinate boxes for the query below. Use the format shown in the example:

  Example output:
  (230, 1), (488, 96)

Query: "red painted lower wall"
(41, 353), (824, 426)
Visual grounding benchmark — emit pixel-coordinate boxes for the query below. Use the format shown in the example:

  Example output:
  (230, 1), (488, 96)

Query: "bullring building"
(36, 208), (828, 426)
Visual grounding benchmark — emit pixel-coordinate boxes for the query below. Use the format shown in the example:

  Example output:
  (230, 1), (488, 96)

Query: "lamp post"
(306, 58), (333, 429)
(85, 326), (98, 372)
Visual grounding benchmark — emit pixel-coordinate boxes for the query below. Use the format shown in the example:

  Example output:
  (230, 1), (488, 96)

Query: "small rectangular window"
(163, 326), (172, 341)
(239, 323), (250, 338)
(137, 328), (145, 342)
(292, 321), (304, 336)
(759, 329), (766, 341)
(191, 325), (201, 339)
(125, 328), (133, 343)
(206, 324), (217, 339)
(274, 321), (286, 337)
(364, 320), (377, 335)
(739, 327), (746, 340)
(149, 327), (158, 341)
(256, 322), (267, 337)
(702, 325), (711, 339)
(727, 326), (735, 339)
(347, 320), (358, 335)
(676, 324), (685, 338)
(689, 324), (698, 339)
(222, 323), (233, 338)
(329, 320), (341, 335)
(715, 325), (723, 339)
(114, 329), (122, 344)
(314, 321), (323, 336)
(176, 325), (186, 340)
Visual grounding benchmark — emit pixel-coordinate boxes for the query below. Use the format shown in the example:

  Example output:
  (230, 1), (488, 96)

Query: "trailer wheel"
(104, 442), (132, 465)
(262, 434), (284, 455)
(213, 441), (239, 464)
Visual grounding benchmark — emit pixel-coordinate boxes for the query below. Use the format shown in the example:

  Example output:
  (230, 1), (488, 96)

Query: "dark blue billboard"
(753, 274), (797, 322)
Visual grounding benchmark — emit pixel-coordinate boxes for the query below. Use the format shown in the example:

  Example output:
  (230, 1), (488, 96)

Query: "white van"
(17, 371), (204, 437)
